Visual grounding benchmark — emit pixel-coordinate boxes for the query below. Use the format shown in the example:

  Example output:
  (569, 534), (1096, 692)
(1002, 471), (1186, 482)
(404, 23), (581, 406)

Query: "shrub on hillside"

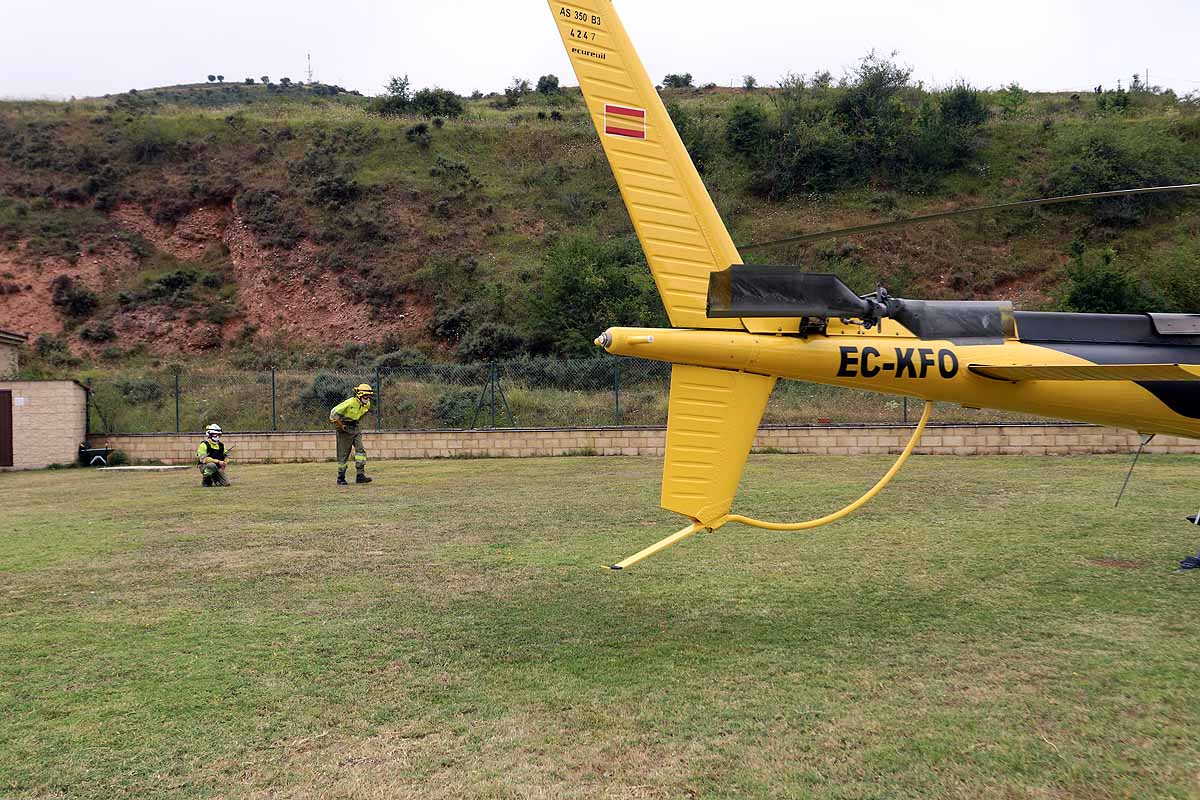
(899, 97), (980, 187)
(1142, 238), (1200, 313)
(33, 334), (81, 368)
(411, 88), (463, 119)
(1045, 121), (1199, 224)
(113, 376), (164, 404)
(536, 74), (560, 95)
(374, 348), (431, 370)
(664, 102), (715, 173)
(405, 123), (432, 148)
(435, 389), (477, 428)
(236, 188), (303, 248)
(457, 323), (526, 362)
(745, 54), (988, 197)
(299, 372), (356, 412)
(311, 174), (360, 208)
(939, 83), (989, 127)
(663, 73), (694, 89)
(1059, 246), (1157, 313)
(79, 322), (116, 343)
(428, 155), (482, 216)
(50, 275), (99, 319)
(369, 95), (412, 116)
(724, 99), (770, 158)
(504, 355), (615, 391)
(750, 118), (860, 197)
(428, 305), (471, 344)
(1095, 88), (1131, 114)
(832, 51), (913, 168)
(527, 235), (666, 358)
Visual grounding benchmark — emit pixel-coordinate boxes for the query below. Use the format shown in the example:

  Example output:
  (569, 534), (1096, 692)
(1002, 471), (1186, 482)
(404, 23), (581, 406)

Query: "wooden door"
(0, 390), (12, 467)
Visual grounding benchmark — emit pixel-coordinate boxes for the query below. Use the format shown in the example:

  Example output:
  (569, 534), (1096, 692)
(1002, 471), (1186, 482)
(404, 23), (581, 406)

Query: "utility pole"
(307, 53), (313, 84)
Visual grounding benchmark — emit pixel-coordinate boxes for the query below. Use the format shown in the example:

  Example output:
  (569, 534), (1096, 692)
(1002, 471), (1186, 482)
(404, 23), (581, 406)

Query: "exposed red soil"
(0, 240), (136, 339)
(110, 204), (231, 261)
(221, 214), (391, 344)
(111, 306), (226, 353)
(991, 271), (1053, 309)
(1, 203), (433, 355)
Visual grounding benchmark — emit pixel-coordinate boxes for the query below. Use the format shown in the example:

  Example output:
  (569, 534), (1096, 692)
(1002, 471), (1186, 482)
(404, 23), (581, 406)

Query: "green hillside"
(1, 67), (1198, 378)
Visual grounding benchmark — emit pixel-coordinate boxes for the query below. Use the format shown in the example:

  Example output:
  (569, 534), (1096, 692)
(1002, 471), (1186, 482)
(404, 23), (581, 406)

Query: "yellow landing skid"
(605, 401), (934, 571)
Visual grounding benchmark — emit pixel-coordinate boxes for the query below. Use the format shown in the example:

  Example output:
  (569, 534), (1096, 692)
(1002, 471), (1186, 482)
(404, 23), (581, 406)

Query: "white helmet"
(205, 424), (223, 441)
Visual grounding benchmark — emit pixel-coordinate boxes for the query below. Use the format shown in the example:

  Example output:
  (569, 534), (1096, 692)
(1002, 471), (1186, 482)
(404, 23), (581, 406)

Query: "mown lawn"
(2, 454), (1199, 799)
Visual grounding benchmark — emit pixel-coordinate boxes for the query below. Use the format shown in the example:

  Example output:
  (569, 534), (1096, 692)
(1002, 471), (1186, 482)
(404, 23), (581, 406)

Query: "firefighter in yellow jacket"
(330, 384), (374, 485)
(197, 424), (231, 487)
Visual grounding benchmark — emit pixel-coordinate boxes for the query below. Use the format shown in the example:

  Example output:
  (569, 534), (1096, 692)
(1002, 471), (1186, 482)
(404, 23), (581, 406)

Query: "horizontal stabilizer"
(707, 267), (872, 319)
(969, 363), (1200, 382)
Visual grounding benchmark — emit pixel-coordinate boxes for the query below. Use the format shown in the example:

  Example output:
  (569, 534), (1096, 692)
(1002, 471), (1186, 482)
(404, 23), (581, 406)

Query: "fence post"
(271, 367), (277, 431)
(903, 396), (909, 424)
(375, 366), (382, 432)
(489, 362), (497, 429)
(613, 358), (622, 426)
(174, 372), (181, 433)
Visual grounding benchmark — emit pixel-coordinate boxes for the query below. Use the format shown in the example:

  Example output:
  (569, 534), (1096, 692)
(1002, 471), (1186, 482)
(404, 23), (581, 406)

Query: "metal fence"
(86, 356), (1056, 434)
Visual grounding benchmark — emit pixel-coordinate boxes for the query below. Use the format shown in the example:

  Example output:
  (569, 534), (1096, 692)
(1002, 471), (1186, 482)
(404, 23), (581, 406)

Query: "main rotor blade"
(737, 183), (1200, 253)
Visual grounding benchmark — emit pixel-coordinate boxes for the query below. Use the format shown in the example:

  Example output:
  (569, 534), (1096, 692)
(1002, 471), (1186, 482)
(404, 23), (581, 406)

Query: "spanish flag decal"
(604, 104), (647, 139)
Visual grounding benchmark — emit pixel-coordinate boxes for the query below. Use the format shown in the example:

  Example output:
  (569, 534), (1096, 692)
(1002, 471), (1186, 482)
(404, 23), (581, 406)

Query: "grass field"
(3, 455), (1200, 799)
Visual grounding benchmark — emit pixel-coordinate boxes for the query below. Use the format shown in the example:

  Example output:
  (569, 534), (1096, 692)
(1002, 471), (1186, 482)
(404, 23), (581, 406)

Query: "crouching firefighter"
(197, 423), (231, 487)
(330, 384), (374, 485)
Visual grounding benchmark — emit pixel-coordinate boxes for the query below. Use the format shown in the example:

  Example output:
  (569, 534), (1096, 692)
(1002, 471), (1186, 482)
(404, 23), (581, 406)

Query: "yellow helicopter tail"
(550, 1), (783, 545)
(547, 0), (743, 331)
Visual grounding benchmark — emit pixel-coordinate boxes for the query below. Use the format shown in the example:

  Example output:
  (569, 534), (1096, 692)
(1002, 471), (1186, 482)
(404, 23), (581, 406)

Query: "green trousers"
(336, 427), (367, 474)
(199, 462), (230, 486)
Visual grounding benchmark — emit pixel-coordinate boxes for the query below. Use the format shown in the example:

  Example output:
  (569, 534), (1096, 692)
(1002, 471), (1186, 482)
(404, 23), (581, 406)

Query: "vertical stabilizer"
(547, 1), (744, 331)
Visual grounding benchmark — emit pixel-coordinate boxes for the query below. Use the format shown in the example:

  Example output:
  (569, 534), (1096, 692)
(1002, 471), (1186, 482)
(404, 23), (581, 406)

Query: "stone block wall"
(0, 381), (88, 470)
(0, 344), (17, 379)
(87, 423), (1200, 466)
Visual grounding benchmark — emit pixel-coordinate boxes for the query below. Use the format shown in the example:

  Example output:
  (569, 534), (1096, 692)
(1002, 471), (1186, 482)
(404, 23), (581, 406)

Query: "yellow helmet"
(354, 383), (375, 400)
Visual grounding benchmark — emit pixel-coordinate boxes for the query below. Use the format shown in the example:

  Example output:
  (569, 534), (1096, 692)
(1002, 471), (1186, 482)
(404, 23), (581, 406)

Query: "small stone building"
(0, 380), (89, 470)
(0, 328), (25, 379)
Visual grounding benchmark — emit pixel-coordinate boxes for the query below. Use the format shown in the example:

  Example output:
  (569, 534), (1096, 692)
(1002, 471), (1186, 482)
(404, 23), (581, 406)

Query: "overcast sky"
(2, 0), (1198, 100)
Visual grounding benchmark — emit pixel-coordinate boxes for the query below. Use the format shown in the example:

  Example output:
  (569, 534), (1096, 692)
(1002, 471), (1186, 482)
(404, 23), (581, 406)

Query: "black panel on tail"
(1015, 312), (1200, 419)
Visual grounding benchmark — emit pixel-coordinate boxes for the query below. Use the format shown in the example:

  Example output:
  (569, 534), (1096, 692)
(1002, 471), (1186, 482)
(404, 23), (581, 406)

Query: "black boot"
(356, 473), (373, 484)
(202, 475), (213, 487)
(337, 473), (349, 486)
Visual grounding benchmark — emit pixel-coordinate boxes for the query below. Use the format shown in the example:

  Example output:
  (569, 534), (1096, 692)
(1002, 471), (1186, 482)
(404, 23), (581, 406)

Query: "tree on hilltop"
(369, 74), (413, 115)
(207, 75), (216, 82)
(385, 74), (412, 102)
